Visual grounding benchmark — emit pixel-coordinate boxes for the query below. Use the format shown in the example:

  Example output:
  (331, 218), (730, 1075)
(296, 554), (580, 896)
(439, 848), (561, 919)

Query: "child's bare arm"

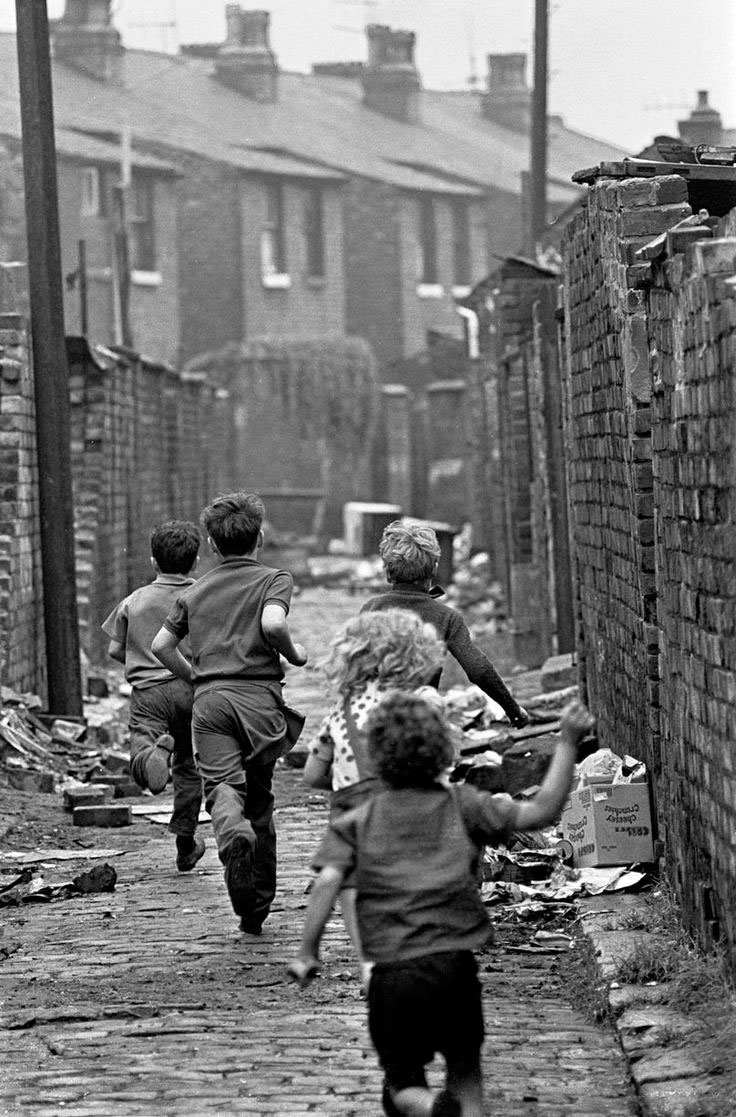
(151, 627), (194, 683)
(107, 639), (126, 665)
(303, 753), (333, 789)
(514, 699), (595, 831)
(287, 864), (344, 987)
(262, 603), (307, 666)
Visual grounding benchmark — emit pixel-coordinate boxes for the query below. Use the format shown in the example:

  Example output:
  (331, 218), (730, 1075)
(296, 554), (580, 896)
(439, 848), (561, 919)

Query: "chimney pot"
(482, 53), (531, 131)
(216, 7), (278, 102)
(362, 24), (421, 123)
(678, 89), (723, 147)
(52, 0), (123, 83)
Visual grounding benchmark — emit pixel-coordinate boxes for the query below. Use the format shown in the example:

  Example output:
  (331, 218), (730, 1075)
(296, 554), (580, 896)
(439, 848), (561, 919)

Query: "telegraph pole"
(530, 0), (548, 254)
(15, 0), (83, 716)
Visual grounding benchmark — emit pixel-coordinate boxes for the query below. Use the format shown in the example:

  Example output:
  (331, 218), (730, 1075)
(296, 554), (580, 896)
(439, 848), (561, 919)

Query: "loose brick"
(72, 804), (132, 827)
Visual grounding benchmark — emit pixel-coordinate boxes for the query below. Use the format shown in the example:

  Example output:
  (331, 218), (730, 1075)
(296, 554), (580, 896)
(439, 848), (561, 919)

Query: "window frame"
(451, 197), (471, 287)
(261, 180), (287, 281)
(303, 184), (325, 279)
(418, 195), (438, 285)
(80, 166), (102, 218)
(128, 172), (156, 272)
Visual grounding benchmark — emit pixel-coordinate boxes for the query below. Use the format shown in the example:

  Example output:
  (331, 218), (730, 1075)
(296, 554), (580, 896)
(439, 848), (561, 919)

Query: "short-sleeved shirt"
(163, 556), (292, 695)
(102, 574), (195, 689)
(313, 783), (519, 964)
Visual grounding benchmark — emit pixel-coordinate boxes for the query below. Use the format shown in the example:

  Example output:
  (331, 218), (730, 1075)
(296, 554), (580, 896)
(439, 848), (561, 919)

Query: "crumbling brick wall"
(562, 173), (736, 969)
(560, 175), (691, 766)
(647, 217), (736, 955)
(0, 314), (45, 699)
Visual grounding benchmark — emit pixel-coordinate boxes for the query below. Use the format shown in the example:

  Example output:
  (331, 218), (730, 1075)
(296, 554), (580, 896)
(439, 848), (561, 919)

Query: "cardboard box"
(559, 782), (654, 867)
(343, 502), (402, 556)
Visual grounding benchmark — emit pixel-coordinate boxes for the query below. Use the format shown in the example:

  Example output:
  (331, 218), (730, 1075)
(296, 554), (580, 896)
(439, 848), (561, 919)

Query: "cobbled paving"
(0, 589), (638, 1115)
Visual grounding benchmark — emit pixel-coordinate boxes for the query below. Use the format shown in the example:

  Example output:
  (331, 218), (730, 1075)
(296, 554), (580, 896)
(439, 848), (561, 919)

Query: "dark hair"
(202, 491), (265, 556)
(150, 520), (200, 574)
(366, 691), (454, 789)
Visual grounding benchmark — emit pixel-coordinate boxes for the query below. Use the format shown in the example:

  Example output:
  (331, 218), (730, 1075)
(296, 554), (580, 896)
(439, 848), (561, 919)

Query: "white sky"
(2, 0), (734, 151)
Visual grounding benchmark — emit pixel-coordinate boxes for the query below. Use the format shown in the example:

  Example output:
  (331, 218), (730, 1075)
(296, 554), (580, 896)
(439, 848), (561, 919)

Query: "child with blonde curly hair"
(303, 608), (445, 985)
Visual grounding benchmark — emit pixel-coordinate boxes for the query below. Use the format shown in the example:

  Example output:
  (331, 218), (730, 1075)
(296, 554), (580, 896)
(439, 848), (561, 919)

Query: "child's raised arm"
(514, 699), (595, 831)
(287, 863), (344, 987)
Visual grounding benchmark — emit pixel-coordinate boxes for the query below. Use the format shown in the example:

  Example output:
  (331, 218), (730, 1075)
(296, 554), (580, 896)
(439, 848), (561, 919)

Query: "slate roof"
(0, 31), (627, 198)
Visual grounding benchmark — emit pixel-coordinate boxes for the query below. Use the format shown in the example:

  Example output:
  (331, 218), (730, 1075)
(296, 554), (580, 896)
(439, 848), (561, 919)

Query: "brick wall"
(134, 146), (244, 365)
(0, 315), (45, 699)
(343, 178), (404, 369)
(560, 176), (691, 761)
(561, 172), (736, 969)
(647, 218), (736, 956)
(239, 178), (346, 342)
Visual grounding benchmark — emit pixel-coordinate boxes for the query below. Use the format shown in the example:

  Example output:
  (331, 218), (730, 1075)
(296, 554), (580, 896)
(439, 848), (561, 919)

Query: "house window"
(80, 166), (102, 217)
(451, 199), (471, 286)
(418, 196), (438, 284)
(304, 186), (325, 278)
(129, 173), (156, 271)
(261, 181), (287, 278)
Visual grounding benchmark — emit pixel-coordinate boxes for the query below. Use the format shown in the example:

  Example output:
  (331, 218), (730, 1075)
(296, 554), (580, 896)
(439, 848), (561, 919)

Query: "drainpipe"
(456, 304), (480, 359)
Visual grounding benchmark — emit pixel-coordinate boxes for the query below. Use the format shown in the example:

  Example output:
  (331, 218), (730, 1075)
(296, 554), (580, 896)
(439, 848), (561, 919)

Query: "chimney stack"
(51, 0), (123, 83)
(678, 91), (724, 147)
(482, 53), (531, 132)
(215, 7), (278, 103)
(362, 25), (421, 124)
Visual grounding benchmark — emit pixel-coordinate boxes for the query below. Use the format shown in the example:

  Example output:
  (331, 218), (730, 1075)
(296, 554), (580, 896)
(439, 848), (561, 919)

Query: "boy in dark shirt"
(361, 520), (528, 728)
(288, 691), (594, 1117)
(102, 520), (205, 872)
(152, 492), (307, 934)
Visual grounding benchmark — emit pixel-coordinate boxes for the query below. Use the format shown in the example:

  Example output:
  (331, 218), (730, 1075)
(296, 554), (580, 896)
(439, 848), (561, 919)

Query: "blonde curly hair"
(322, 609), (444, 697)
(379, 519), (441, 583)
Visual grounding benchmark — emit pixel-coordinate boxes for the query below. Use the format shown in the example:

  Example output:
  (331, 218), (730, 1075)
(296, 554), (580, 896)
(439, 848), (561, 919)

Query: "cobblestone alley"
(0, 588), (638, 1116)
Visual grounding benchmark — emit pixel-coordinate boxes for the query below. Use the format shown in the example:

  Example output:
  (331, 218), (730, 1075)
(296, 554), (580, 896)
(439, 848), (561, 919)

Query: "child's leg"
(128, 686), (174, 794)
(167, 680), (202, 837)
(168, 680), (206, 871)
(444, 1053), (483, 1116)
(339, 888), (373, 990)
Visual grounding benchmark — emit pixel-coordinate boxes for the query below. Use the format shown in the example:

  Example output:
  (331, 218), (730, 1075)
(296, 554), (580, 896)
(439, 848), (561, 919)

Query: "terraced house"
(0, 0), (625, 377)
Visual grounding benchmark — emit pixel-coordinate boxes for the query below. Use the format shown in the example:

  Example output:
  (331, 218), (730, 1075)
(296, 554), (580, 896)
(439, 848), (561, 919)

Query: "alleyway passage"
(1, 589), (638, 1116)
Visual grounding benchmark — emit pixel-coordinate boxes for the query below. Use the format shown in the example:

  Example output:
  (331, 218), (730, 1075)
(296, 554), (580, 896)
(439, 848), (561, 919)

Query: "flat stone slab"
(540, 653), (577, 691)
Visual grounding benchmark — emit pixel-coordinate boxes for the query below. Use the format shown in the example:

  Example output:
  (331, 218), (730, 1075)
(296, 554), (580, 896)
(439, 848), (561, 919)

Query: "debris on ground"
(0, 678), (130, 795)
(0, 861), (117, 906)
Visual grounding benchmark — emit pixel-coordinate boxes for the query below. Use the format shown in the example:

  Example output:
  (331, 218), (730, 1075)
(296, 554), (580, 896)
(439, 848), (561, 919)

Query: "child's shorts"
(367, 949), (484, 1091)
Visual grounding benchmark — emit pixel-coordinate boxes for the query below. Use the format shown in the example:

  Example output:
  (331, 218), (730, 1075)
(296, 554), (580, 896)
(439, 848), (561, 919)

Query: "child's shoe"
(224, 834), (255, 916)
(431, 1091), (461, 1117)
(143, 733), (174, 793)
(239, 915), (263, 935)
(176, 835), (206, 872)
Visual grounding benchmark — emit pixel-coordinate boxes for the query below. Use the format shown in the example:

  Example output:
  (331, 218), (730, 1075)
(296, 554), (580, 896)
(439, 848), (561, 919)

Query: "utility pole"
(15, 0), (83, 716)
(530, 0), (548, 255)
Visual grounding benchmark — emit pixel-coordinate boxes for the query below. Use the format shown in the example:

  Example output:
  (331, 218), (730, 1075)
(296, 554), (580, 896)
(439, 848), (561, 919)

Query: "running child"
(102, 520), (205, 872)
(289, 691), (594, 1116)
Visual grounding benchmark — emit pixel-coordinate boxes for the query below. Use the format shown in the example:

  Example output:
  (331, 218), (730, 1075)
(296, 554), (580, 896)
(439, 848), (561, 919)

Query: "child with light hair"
(303, 608), (445, 986)
(362, 519), (528, 728)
